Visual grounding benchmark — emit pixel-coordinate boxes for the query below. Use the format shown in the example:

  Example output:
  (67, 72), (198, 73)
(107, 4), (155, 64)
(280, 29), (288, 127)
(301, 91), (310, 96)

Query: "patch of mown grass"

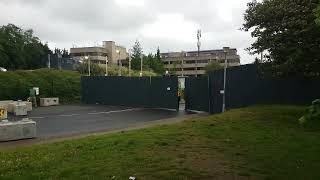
(0, 105), (319, 180)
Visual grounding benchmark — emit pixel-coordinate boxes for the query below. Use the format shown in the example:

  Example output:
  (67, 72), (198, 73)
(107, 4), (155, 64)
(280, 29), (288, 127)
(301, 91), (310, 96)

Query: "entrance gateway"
(81, 76), (179, 110)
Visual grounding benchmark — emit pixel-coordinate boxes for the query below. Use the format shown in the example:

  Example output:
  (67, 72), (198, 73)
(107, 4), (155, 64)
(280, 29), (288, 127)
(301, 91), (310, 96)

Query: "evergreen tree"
(130, 40), (143, 70)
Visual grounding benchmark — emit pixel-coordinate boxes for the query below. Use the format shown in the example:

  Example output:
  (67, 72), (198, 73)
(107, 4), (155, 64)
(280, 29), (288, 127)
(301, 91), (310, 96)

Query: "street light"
(140, 54), (143, 77)
(105, 56), (108, 76)
(84, 55), (90, 76)
(116, 50), (121, 76)
(128, 52), (132, 77)
(165, 70), (169, 76)
(222, 47), (229, 112)
(196, 29), (201, 77)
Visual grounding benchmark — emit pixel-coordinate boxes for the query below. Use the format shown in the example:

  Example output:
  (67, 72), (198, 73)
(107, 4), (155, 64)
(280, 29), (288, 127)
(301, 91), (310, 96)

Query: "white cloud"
(141, 13), (200, 43)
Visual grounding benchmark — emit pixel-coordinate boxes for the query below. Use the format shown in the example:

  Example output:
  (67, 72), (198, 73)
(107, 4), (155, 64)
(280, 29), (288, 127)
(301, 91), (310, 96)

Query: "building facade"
(160, 47), (240, 76)
(70, 41), (129, 65)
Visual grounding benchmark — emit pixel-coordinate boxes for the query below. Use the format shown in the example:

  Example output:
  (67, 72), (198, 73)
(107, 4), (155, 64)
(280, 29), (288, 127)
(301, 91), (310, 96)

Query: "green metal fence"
(81, 76), (178, 110)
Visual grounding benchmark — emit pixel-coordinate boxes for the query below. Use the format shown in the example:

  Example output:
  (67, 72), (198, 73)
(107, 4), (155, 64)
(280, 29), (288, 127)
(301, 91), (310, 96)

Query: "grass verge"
(0, 105), (319, 179)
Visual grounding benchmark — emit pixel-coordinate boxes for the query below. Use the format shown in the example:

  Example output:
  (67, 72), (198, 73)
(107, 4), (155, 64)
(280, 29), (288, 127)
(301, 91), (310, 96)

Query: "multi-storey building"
(161, 47), (240, 76)
(70, 41), (128, 65)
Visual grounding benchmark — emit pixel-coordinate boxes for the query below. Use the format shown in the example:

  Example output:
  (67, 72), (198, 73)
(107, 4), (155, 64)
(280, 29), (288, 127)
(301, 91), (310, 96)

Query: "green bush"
(0, 69), (81, 104)
(299, 99), (320, 129)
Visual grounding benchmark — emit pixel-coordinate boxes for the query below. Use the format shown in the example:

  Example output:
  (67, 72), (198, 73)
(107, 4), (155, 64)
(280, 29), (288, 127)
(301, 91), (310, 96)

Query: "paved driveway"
(21, 105), (190, 138)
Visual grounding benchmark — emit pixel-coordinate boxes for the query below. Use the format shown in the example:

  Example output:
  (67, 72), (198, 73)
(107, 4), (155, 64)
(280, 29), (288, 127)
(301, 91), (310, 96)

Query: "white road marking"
(29, 116), (45, 119)
(59, 114), (81, 117)
(28, 108), (142, 119)
(87, 108), (140, 115)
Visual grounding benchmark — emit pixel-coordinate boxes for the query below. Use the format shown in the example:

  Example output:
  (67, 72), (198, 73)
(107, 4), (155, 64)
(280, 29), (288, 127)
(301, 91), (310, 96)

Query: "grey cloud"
(0, 0), (255, 64)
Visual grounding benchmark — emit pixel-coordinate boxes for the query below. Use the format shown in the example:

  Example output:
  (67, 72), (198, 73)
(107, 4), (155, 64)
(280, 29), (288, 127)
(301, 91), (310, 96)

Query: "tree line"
(130, 40), (165, 74)
(0, 24), (50, 70)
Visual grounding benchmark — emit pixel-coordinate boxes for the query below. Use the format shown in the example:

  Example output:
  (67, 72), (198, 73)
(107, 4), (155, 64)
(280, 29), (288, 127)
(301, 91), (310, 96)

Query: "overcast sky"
(0, 0), (257, 64)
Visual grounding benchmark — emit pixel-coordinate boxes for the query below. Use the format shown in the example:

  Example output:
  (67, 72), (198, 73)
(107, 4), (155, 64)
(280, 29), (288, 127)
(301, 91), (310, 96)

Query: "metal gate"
(81, 76), (178, 110)
(185, 76), (210, 112)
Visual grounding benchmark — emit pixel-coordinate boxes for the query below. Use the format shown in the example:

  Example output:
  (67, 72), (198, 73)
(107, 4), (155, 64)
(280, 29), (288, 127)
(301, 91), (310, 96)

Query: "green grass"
(1, 105), (320, 179)
(0, 69), (81, 104)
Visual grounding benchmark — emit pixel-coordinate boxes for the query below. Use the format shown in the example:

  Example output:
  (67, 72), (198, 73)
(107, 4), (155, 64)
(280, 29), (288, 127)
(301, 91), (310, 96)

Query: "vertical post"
(85, 56), (90, 76)
(48, 54), (51, 69)
(222, 47), (229, 112)
(117, 50), (121, 76)
(105, 56), (108, 76)
(140, 54), (143, 77)
(181, 52), (184, 77)
(88, 56), (91, 76)
(196, 29), (201, 77)
(196, 47), (199, 77)
(129, 53), (132, 77)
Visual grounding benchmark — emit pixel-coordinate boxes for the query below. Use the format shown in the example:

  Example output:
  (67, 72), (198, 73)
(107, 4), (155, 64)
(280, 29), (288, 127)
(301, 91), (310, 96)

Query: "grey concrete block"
(40, 98), (59, 107)
(13, 104), (28, 116)
(7, 102), (17, 113)
(25, 101), (32, 112)
(0, 119), (36, 141)
(0, 106), (7, 120)
(0, 100), (13, 112)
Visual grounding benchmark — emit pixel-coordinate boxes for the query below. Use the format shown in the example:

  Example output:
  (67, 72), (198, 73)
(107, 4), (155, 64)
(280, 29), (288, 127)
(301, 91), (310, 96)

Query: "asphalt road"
(20, 104), (190, 138)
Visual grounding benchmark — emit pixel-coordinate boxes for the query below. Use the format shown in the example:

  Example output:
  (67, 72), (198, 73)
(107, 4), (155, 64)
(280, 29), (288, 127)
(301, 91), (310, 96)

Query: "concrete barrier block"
(25, 101), (32, 112)
(40, 98), (59, 107)
(0, 106), (7, 120)
(13, 104), (28, 116)
(0, 100), (14, 112)
(7, 102), (17, 113)
(0, 119), (36, 141)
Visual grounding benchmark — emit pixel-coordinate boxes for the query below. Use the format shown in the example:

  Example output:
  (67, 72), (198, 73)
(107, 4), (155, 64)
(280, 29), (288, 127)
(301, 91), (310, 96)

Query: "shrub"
(299, 99), (320, 129)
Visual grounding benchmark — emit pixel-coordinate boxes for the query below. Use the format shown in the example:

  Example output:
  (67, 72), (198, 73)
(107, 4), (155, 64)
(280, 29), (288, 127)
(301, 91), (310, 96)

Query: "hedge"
(0, 69), (81, 104)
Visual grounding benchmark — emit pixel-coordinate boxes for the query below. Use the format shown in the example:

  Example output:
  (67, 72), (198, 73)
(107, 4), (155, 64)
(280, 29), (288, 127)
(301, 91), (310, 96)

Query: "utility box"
(40, 98), (59, 107)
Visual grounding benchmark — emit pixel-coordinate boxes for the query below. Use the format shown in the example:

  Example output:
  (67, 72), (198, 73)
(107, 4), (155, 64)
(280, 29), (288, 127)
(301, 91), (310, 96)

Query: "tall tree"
(316, 3), (320, 25)
(156, 47), (161, 61)
(0, 24), (50, 70)
(242, 0), (320, 77)
(130, 40), (143, 70)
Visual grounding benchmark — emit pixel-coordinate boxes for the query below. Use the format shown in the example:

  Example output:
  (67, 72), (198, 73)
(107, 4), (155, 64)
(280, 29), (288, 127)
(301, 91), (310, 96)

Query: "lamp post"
(116, 50), (121, 76)
(129, 53), (132, 77)
(196, 29), (201, 77)
(165, 70), (169, 76)
(84, 55), (90, 76)
(140, 54), (143, 77)
(222, 47), (229, 112)
(105, 56), (108, 76)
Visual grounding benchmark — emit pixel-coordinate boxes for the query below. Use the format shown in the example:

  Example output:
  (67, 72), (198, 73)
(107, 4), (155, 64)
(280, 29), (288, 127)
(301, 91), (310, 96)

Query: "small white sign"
(167, 87), (171, 91)
(220, 90), (225, 94)
(33, 87), (40, 95)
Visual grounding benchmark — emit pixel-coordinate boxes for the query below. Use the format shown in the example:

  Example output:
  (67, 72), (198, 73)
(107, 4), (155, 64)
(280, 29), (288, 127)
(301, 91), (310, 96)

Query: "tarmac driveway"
(24, 105), (190, 138)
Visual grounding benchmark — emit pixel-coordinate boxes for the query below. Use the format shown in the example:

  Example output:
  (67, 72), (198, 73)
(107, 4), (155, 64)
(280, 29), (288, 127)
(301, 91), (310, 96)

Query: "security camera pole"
(196, 29), (201, 77)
